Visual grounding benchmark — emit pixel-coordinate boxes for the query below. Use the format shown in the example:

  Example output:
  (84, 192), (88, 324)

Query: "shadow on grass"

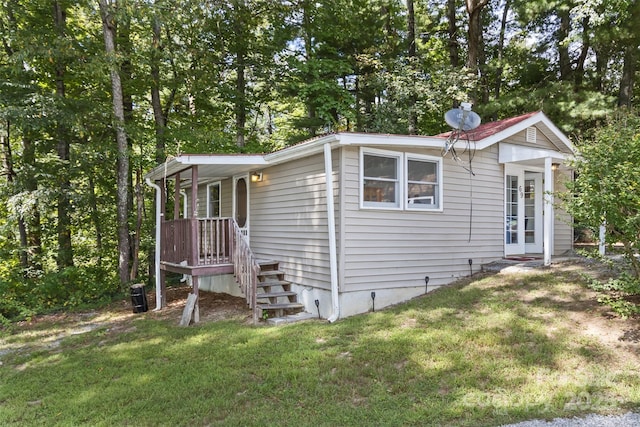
(1, 269), (639, 426)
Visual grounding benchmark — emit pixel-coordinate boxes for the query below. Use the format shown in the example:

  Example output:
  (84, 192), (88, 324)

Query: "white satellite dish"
(444, 103), (481, 131)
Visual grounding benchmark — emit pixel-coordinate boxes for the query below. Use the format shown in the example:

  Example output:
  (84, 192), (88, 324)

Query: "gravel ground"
(502, 412), (640, 427)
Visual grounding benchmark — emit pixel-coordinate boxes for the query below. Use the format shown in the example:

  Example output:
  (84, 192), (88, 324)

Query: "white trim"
(504, 166), (525, 255)
(145, 178), (163, 311)
(477, 112), (574, 152)
(360, 148), (404, 210)
(324, 143), (340, 322)
(499, 142), (569, 164)
(543, 157), (553, 265)
(232, 175), (250, 241)
(205, 181), (222, 217)
(524, 172), (543, 253)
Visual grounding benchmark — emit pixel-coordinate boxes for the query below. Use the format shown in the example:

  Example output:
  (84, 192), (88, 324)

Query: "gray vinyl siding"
(505, 127), (563, 152)
(194, 178), (233, 218)
(341, 145), (504, 293)
(554, 169), (573, 255)
(248, 152), (337, 290)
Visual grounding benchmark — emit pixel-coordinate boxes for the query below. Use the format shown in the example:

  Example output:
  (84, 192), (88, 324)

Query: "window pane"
(408, 160), (436, 182)
(364, 155), (397, 179)
(208, 184), (220, 217)
(363, 153), (399, 206)
(407, 159), (439, 209)
(364, 180), (396, 203)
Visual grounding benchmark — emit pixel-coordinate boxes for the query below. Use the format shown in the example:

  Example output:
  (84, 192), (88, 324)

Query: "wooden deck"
(159, 217), (260, 320)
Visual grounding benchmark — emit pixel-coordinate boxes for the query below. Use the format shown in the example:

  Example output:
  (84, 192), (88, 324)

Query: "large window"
(361, 149), (442, 211)
(362, 150), (402, 208)
(206, 182), (221, 217)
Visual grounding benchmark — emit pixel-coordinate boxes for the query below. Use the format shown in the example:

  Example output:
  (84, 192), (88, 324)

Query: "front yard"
(1, 258), (639, 426)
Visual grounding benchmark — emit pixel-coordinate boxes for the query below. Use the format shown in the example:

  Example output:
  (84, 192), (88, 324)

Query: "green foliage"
(596, 295), (640, 319)
(0, 266), (120, 322)
(559, 111), (640, 278)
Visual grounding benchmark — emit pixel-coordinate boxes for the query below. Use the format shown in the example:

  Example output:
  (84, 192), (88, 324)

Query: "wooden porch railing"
(160, 217), (260, 321)
(231, 220), (261, 322)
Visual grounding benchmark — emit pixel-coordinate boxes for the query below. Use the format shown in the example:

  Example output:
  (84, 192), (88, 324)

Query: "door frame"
(504, 165), (544, 256)
(232, 174), (250, 241)
(524, 172), (543, 253)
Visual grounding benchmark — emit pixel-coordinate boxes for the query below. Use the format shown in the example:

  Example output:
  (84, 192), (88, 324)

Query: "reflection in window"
(363, 153), (400, 207)
(207, 182), (220, 217)
(407, 159), (439, 209)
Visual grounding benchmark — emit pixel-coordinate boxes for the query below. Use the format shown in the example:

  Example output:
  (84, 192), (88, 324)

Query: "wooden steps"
(255, 260), (304, 320)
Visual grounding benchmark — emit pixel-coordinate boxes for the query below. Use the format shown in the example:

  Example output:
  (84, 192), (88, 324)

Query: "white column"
(543, 157), (553, 266)
(324, 142), (340, 322)
(599, 223), (606, 256)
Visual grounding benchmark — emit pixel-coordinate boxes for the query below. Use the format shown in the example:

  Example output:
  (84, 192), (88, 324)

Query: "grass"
(1, 264), (639, 426)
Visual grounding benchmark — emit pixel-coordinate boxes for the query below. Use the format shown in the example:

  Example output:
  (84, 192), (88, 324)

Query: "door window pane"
(506, 175), (518, 244)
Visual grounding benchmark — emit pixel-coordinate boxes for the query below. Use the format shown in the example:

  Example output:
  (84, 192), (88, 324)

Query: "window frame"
(206, 181), (222, 218)
(360, 148), (403, 210)
(360, 148), (444, 212)
(405, 153), (443, 212)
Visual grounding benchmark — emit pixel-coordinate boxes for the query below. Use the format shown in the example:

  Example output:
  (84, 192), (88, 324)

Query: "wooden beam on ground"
(180, 293), (198, 326)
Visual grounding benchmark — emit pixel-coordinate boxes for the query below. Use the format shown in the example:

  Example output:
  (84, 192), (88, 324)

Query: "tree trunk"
(99, 0), (131, 286)
(448, 0), (459, 67)
(465, 0), (489, 74)
(406, 0), (417, 135)
(557, 7), (571, 81)
(53, 1), (74, 269)
(618, 44), (637, 108)
(574, 16), (589, 87)
(87, 171), (103, 264)
(130, 168), (143, 281)
(494, 0), (510, 100)
(150, 13), (166, 164)
(21, 136), (43, 269)
(0, 122), (28, 269)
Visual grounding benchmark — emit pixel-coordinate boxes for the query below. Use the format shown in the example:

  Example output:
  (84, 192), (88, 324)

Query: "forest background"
(1, 0), (638, 321)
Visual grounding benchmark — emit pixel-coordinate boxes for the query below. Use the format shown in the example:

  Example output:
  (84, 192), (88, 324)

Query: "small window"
(206, 182), (221, 217)
(362, 150), (401, 208)
(406, 156), (441, 210)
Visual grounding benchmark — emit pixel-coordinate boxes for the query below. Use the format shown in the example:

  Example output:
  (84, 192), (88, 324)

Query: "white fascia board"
(536, 114), (575, 153)
(473, 113), (544, 150)
(264, 134), (340, 165)
(474, 111), (574, 153)
(336, 132), (443, 148)
(176, 154), (267, 165)
(499, 142), (571, 163)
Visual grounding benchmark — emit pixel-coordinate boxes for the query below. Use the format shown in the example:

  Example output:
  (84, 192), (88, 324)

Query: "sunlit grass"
(1, 266), (639, 426)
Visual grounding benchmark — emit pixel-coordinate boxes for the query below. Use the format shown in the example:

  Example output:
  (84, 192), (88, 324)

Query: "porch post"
(543, 157), (553, 266)
(190, 165), (199, 285)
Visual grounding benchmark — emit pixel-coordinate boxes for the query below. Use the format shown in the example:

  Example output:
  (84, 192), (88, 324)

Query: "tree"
(559, 112), (640, 278)
(98, 0), (131, 286)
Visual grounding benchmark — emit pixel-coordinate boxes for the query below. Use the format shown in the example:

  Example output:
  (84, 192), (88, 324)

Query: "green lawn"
(1, 262), (639, 426)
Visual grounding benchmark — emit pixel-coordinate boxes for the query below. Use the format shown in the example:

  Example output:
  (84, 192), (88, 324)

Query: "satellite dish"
(444, 103), (481, 131)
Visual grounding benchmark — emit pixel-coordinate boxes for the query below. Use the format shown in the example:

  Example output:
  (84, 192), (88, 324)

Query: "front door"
(505, 167), (543, 256)
(233, 175), (249, 240)
(524, 173), (543, 253)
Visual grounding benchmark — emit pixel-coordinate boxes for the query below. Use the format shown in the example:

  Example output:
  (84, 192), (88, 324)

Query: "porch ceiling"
(144, 154), (267, 183)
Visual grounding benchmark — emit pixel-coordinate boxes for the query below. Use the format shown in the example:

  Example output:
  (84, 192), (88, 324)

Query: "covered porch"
(145, 160), (265, 320)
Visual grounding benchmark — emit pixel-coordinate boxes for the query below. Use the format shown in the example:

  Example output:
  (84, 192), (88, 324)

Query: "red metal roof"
(437, 111), (539, 141)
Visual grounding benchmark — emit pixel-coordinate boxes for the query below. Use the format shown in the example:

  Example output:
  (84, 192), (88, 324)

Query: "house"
(144, 111), (574, 322)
